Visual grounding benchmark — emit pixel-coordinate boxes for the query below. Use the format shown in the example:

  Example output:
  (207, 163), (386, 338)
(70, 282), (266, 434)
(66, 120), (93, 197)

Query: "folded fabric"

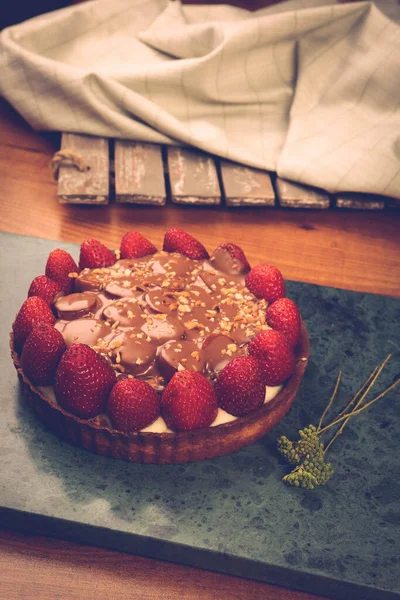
(0, 0), (399, 198)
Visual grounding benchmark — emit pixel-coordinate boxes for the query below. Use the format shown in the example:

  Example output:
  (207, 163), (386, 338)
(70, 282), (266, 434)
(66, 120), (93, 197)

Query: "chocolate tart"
(10, 324), (309, 464)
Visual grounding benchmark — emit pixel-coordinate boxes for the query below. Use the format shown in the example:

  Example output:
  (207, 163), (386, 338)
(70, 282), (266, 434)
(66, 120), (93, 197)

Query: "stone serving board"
(0, 232), (399, 600)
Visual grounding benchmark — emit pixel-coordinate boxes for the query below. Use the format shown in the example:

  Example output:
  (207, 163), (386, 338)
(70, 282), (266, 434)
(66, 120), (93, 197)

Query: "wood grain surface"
(0, 529), (327, 600)
(58, 133), (110, 204)
(220, 160), (276, 207)
(115, 141), (166, 205)
(0, 98), (399, 298)
(0, 83), (399, 600)
(167, 147), (221, 205)
(276, 178), (331, 210)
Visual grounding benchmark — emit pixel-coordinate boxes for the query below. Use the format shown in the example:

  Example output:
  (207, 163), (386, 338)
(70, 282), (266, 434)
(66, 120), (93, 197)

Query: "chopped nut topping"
(53, 248), (280, 391)
(178, 304), (191, 313)
(184, 320), (205, 331)
(154, 313), (168, 321)
(109, 339), (123, 349)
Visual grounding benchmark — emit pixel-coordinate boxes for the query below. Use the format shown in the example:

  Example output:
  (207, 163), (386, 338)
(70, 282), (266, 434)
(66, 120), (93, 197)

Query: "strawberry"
(214, 356), (265, 417)
(245, 264), (285, 303)
(107, 378), (160, 432)
(79, 239), (115, 270)
(55, 343), (116, 419)
(120, 231), (157, 259)
(13, 296), (56, 352)
(248, 329), (295, 386)
(266, 298), (301, 348)
(161, 370), (217, 431)
(21, 323), (66, 385)
(163, 228), (209, 260)
(45, 248), (78, 294)
(28, 275), (62, 305)
(213, 242), (251, 274)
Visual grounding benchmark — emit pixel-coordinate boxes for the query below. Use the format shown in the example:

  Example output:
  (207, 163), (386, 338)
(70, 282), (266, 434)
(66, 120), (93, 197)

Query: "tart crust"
(10, 323), (309, 464)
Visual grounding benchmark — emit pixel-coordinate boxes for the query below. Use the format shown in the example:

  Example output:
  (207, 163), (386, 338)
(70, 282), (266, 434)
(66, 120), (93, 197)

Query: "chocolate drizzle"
(54, 250), (271, 389)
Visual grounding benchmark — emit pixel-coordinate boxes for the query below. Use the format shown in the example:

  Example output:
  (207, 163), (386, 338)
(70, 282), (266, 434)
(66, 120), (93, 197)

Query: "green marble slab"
(0, 232), (399, 600)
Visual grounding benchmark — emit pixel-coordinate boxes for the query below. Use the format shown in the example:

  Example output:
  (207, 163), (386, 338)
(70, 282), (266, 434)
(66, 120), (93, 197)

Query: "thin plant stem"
(323, 356), (392, 452)
(320, 376), (400, 436)
(336, 367), (378, 419)
(317, 371), (341, 432)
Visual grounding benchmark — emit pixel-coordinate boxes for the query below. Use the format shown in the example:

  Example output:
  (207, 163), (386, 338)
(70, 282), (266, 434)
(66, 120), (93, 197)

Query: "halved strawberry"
(13, 296), (56, 352)
(120, 231), (157, 259)
(21, 323), (66, 385)
(163, 228), (209, 260)
(212, 242), (250, 274)
(266, 298), (301, 348)
(248, 329), (295, 386)
(45, 249), (78, 294)
(107, 378), (160, 432)
(79, 239), (116, 269)
(161, 370), (217, 431)
(215, 356), (265, 416)
(245, 264), (285, 303)
(28, 275), (62, 305)
(55, 343), (116, 419)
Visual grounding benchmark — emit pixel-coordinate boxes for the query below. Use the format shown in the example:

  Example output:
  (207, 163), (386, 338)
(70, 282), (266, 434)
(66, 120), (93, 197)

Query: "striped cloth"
(0, 0), (399, 198)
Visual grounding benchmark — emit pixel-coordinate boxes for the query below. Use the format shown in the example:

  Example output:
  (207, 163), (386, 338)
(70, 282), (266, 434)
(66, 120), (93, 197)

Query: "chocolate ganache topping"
(54, 251), (271, 390)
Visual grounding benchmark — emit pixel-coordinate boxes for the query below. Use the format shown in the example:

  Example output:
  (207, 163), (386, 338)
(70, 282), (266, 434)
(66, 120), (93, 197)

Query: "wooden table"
(0, 93), (399, 600)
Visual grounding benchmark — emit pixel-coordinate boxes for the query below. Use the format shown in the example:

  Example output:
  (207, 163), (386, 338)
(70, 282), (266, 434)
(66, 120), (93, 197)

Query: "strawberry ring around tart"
(10, 324), (309, 464)
(10, 230), (310, 464)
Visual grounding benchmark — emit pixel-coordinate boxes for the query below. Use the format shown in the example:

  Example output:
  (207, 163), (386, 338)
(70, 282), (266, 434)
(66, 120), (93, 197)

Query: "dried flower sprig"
(277, 355), (400, 489)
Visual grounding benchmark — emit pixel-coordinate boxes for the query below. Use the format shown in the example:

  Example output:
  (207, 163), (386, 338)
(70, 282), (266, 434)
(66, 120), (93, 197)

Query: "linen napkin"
(0, 0), (399, 198)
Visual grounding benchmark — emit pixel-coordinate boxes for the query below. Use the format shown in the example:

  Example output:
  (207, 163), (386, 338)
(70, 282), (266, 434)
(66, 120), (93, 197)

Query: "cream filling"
(141, 415), (171, 433)
(264, 384), (283, 404)
(38, 383), (283, 433)
(211, 408), (237, 427)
